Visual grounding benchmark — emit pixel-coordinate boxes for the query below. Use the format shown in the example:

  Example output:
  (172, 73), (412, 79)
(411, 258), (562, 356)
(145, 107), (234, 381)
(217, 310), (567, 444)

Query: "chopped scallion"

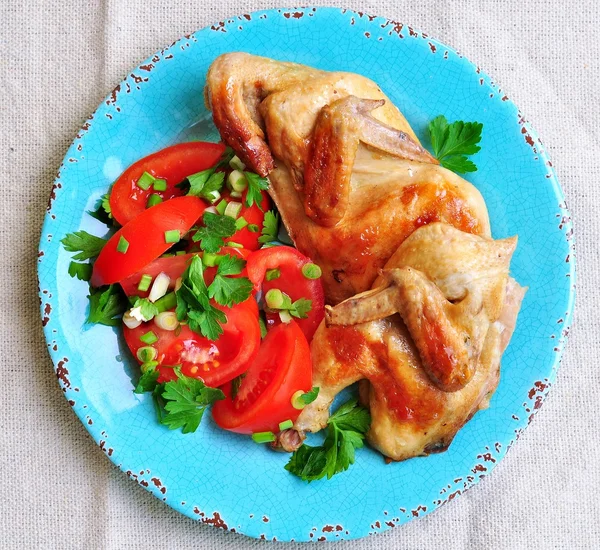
(164, 230), (180, 244)
(301, 263), (322, 280)
(152, 178), (167, 191)
(139, 330), (158, 345)
(251, 431), (276, 444)
(154, 291), (177, 313)
(227, 170), (248, 192)
(146, 193), (163, 208)
(226, 241), (243, 249)
(278, 419), (294, 431)
(248, 224), (259, 233)
(265, 288), (284, 309)
(136, 171), (155, 190)
(229, 155), (246, 171)
(235, 216), (248, 231)
(117, 235), (129, 254)
(137, 274), (152, 292)
(216, 199), (228, 215)
(265, 268), (280, 281)
(137, 346), (158, 363)
(202, 252), (220, 267)
(224, 201), (242, 219)
(279, 310), (293, 324)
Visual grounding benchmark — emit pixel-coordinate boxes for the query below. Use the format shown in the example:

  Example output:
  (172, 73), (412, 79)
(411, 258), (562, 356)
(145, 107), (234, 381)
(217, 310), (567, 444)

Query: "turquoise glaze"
(38, 7), (575, 542)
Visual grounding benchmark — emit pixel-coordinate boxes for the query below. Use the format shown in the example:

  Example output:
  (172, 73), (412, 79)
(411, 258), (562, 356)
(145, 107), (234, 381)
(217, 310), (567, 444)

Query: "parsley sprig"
(243, 172), (269, 210)
(208, 255), (254, 307)
(135, 367), (224, 434)
(285, 399), (371, 482)
(61, 230), (107, 261)
(192, 212), (236, 253)
(175, 255), (253, 340)
(160, 372), (225, 433)
(258, 210), (279, 245)
(428, 115), (483, 173)
(87, 285), (127, 326)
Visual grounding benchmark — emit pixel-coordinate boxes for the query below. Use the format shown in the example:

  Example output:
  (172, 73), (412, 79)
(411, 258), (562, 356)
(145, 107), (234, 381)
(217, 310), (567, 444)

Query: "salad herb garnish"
(61, 230), (107, 261)
(258, 210), (279, 245)
(192, 211), (236, 253)
(428, 115), (483, 173)
(87, 284), (127, 326)
(285, 399), (371, 482)
(159, 371), (225, 433)
(243, 171), (270, 210)
(68, 261), (92, 281)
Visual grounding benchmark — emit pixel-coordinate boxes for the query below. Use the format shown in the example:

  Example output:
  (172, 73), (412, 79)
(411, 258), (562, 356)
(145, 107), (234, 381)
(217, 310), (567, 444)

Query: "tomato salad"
(61, 143), (324, 443)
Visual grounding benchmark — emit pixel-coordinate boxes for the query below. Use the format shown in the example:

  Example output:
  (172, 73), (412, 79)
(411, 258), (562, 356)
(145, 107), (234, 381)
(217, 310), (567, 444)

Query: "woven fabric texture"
(1, 0), (599, 548)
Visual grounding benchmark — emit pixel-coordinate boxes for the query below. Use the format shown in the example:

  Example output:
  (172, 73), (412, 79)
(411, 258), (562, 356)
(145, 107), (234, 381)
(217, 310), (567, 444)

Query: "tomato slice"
(246, 246), (325, 341)
(91, 196), (207, 287)
(109, 142), (225, 226)
(124, 299), (260, 388)
(212, 321), (312, 434)
(119, 247), (250, 298)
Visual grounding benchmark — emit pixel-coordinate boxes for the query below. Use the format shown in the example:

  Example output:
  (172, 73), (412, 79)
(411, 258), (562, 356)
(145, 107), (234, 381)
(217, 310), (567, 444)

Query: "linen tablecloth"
(2, 0), (599, 547)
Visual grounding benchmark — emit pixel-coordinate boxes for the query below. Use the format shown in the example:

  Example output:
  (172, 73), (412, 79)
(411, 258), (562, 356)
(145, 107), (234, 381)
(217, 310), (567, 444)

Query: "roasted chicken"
(206, 53), (490, 304)
(296, 223), (525, 460)
(204, 54), (524, 462)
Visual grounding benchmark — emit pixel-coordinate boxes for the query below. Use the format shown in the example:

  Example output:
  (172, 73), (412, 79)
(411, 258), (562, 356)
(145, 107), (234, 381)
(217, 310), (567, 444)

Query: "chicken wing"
(206, 53), (490, 303)
(296, 223), (525, 461)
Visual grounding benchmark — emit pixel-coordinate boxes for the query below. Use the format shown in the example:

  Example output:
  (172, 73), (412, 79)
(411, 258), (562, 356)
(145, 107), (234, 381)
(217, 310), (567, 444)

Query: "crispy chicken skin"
(206, 53), (491, 304)
(296, 224), (525, 461)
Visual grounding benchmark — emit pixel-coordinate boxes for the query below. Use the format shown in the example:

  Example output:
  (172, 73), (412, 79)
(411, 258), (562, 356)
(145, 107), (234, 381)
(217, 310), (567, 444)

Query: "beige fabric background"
(1, 0), (599, 548)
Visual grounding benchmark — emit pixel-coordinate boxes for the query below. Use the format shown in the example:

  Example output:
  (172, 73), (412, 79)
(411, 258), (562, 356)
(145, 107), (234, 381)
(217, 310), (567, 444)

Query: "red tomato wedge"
(119, 247), (250, 298)
(124, 300), (260, 388)
(91, 196), (206, 287)
(212, 321), (312, 434)
(246, 246), (325, 341)
(109, 142), (225, 226)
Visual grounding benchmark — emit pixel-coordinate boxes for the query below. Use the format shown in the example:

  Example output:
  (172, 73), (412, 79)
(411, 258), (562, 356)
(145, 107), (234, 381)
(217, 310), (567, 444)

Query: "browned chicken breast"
(296, 224), (525, 461)
(206, 53), (491, 304)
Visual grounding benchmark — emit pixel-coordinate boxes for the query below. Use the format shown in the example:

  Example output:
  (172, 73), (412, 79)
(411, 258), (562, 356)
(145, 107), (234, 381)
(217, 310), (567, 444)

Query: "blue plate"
(38, 7), (575, 542)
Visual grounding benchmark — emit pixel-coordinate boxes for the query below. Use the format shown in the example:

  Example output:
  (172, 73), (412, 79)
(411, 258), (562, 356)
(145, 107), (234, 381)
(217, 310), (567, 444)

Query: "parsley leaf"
(61, 230), (107, 261)
(188, 169), (225, 201)
(175, 256), (229, 340)
(299, 386), (320, 406)
(192, 212), (236, 253)
(68, 261), (92, 281)
(285, 399), (371, 482)
(88, 194), (113, 226)
(160, 374), (225, 433)
(244, 171), (269, 210)
(215, 254), (245, 276)
(275, 293), (312, 319)
(87, 285), (126, 326)
(208, 274), (253, 307)
(428, 115), (483, 173)
(134, 368), (160, 394)
(258, 210), (279, 244)
(132, 297), (159, 322)
(289, 297), (312, 319)
(187, 307), (226, 341)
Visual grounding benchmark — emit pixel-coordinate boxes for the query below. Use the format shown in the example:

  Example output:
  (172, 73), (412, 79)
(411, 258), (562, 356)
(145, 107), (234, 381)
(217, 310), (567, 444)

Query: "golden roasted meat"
(296, 224), (525, 461)
(206, 53), (491, 304)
